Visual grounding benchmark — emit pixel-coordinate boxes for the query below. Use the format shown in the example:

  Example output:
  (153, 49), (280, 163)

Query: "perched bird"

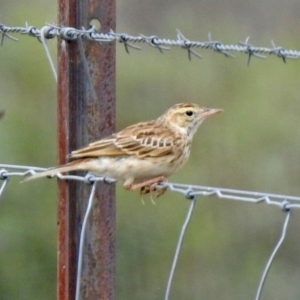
(24, 103), (222, 196)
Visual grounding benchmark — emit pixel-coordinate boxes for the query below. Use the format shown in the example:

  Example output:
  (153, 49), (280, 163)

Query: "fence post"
(57, 0), (116, 299)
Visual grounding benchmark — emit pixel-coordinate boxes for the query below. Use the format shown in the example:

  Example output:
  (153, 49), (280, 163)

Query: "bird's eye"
(185, 110), (194, 116)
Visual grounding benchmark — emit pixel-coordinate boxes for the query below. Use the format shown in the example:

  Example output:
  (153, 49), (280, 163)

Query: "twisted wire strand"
(1, 23), (300, 62)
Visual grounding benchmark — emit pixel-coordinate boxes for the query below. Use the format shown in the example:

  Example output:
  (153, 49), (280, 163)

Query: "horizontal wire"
(0, 23), (300, 63)
(0, 164), (299, 210)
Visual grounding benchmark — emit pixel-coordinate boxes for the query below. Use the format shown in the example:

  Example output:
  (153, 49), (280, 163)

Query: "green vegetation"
(1, 1), (300, 299)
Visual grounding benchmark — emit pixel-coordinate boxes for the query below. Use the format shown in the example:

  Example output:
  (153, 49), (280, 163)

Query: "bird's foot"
(125, 176), (168, 202)
(139, 177), (168, 202)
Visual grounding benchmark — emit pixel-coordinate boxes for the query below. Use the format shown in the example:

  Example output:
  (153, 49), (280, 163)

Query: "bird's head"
(159, 103), (223, 136)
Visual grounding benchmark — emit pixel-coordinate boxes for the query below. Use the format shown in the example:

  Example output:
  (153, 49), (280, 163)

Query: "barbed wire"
(1, 23), (300, 64)
(0, 164), (298, 299)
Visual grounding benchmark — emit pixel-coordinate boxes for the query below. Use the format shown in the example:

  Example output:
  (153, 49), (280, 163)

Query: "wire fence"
(0, 164), (297, 300)
(1, 22), (300, 65)
(1, 20), (300, 300)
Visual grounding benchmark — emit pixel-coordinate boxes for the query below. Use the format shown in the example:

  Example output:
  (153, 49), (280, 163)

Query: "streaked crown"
(157, 103), (222, 137)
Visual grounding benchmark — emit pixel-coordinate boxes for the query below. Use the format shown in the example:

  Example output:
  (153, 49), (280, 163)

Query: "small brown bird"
(24, 103), (222, 196)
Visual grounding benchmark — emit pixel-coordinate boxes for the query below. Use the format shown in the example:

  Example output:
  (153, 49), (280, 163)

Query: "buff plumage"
(24, 103), (222, 195)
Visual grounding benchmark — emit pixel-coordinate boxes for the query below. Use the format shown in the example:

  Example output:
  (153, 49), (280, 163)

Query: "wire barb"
(271, 40), (287, 63)
(176, 30), (202, 61)
(111, 31), (142, 53)
(239, 37), (266, 66)
(0, 24), (19, 46)
(206, 33), (235, 58)
(141, 34), (170, 53)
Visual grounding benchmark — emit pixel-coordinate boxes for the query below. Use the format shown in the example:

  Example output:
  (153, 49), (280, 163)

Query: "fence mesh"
(0, 164), (298, 299)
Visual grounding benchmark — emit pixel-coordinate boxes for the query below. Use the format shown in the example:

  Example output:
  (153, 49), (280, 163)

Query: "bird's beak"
(201, 108), (223, 118)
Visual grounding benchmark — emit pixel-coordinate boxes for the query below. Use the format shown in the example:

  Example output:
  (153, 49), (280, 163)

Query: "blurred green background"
(1, 0), (300, 299)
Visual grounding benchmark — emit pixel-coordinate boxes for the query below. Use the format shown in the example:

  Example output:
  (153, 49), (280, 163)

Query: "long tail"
(22, 159), (87, 182)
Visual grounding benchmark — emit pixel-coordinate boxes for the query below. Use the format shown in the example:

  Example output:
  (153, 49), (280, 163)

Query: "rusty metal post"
(57, 0), (116, 299)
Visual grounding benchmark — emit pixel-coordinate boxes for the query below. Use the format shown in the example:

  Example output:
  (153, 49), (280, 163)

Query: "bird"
(23, 103), (223, 197)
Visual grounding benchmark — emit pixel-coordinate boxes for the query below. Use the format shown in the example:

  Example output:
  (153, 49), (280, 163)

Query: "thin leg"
(125, 176), (166, 191)
(139, 178), (168, 200)
(154, 186), (168, 198)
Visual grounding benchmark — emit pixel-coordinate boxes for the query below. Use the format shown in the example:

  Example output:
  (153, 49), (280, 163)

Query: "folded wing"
(70, 121), (177, 159)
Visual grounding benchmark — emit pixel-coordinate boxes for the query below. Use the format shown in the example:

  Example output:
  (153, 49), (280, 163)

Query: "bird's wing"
(70, 121), (178, 159)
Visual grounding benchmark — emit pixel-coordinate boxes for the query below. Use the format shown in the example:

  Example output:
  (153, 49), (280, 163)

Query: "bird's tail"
(21, 159), (87, 182)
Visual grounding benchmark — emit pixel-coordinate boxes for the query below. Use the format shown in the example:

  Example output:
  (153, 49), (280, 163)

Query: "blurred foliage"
(1, 0), (300, 299)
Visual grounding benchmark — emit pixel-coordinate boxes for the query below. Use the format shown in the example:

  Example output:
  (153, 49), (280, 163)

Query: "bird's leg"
(147, 182), (168, 199)
(139, 188), (146, 205)
(125, 176), (168, 202)
(139, 177), (168, 201)
(126, 176), (167, 191)
(139, 186), (158, 204)
(149, 188), (157, 205)
(154, 186), (168, 198)
(140, 186), (150, 194)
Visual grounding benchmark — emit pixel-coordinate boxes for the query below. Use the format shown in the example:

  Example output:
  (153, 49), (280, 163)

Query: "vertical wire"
(164, 198), (197, 300)
(0, 179), (8, 200)
(77, 37), (98, 102)
(75, 182), (97, 300)
(40, 26), (57, 82)
(255, 209), (291, 300)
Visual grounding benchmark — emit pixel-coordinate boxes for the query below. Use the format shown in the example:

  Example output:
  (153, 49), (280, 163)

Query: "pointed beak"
(201, 108), (223, 118)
